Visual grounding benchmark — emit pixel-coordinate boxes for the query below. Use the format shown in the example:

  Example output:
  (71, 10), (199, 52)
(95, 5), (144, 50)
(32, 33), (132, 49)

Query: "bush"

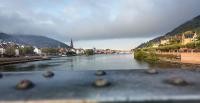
(134, 49), (147, 61)
(85, 49), (94, 56)
(19, 46), (34, 56)
(66, 51), (76, 56)
(134, 49), (158, 63)
(157, 44), (182, 52)
(41, 48), (59, 55)
(5, 46), (16, 57)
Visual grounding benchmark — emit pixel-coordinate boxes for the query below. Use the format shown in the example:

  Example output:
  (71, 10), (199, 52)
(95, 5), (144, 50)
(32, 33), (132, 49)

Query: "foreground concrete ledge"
(1, 69), (200, 103)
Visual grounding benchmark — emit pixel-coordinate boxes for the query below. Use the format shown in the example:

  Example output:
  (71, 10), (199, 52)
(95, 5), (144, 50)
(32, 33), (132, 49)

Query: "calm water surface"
(0, 54), (184, 72)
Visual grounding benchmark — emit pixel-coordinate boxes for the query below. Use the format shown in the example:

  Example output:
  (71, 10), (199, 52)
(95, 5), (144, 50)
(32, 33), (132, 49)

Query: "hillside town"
(134, 31), (200, 64)
(151, 31), (198, 49)
(0, 39), (129, 58)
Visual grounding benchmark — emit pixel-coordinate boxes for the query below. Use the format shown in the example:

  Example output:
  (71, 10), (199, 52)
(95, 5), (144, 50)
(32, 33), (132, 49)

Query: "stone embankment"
(157, 52), (200, 68)
(157, 52), (200, 63)
(0, 56), (51, 66)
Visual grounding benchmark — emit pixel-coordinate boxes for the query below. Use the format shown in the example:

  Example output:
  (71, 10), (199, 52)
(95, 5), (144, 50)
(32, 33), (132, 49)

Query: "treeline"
(41, 48), (59, 55)
(134, 49), (158, 63)
(5, 46), (34, 57)
(156, 42), (200, 52)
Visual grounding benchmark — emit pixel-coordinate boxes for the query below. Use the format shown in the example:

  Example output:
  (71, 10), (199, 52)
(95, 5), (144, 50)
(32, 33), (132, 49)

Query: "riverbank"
(134, 49), (200, 69)
(157, 58), (200, 69)
(0, 56), (51, 66)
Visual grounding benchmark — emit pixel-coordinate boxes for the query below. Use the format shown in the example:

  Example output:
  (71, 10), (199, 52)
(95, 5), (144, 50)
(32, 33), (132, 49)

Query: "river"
(0, 54), (191, 72)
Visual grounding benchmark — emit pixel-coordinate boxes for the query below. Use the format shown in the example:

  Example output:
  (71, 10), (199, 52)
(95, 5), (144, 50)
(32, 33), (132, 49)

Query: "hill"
(136, 15), (200, 49)
(0, 33), (69, 48)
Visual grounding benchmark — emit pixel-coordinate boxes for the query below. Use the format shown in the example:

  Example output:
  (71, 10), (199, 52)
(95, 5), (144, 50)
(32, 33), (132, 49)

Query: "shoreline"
(156, 58), (200, 69)
(134, 50), (200, 69)
(0, 56), (51, 66)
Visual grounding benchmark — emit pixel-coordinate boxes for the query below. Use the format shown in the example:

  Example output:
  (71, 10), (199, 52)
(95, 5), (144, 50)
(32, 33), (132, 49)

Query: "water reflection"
(0, 54), (196, 72)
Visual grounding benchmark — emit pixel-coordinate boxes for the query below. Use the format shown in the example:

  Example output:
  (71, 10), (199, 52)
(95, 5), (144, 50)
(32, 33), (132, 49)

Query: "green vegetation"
(184, 41), (200, 49)
(84, 49), (94, 56)
(4, 46), (35, 57)
(41, 48), (59, 55)
(5, 46), (16, 57)
(134, 49), (158, 63)
(66, 51), (76, 56)
(169, 38), (181, 45)
(157, 44), (182, 52)
(19, 46), (34, 56)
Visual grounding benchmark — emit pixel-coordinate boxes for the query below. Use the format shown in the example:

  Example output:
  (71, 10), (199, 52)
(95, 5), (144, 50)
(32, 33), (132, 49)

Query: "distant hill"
(0, 33), (69, 48)
(136, 15), (200, 49)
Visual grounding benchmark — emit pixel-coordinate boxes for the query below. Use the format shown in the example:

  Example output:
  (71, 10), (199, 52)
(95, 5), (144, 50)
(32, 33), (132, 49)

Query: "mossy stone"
(43, 71), (54, 78)
(16, 80), (34, 90)
(145, 69), (158, 74)
(93, 79), (110, 87)
(95, 70), (106, 76)
(164, 77), (189, 86)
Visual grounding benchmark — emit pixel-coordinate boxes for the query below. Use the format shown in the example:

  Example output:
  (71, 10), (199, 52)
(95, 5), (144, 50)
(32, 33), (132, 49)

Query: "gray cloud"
(0, 0), (200, 41)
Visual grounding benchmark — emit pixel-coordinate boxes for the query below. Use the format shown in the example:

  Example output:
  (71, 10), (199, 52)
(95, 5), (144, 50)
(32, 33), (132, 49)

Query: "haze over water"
(0, 54), (143, 71)
(0, 54), (189, 72)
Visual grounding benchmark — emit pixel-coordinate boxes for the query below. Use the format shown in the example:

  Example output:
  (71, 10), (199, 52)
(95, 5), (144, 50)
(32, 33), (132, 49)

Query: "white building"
(160, 39), (170, 45)
(76, 48), (85, 55)
(152, 43), (159, 48)
(34, 47), (42, 55)
(0, 44), (5, 57)
(15, 49), (19, 56)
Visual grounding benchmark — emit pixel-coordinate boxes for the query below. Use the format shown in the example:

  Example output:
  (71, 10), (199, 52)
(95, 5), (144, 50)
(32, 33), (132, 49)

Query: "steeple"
(70, 38), (74, 48)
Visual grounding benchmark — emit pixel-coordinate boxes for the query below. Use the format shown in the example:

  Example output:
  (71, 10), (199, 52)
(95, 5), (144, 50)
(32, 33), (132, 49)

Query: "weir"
(1, 69), (200, 103)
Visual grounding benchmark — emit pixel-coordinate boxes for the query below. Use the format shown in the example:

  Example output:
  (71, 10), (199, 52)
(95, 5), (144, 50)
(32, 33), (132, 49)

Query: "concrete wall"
(157, 52), (200, 64)
(181, 53), (200, 64)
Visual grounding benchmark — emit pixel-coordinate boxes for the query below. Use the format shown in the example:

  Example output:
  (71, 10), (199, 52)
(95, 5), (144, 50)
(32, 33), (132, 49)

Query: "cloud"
(0, 0), (200, 41)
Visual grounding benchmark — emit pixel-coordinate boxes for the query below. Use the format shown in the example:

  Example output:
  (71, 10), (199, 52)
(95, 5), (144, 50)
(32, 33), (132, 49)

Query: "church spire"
(70, 38), (74, 48)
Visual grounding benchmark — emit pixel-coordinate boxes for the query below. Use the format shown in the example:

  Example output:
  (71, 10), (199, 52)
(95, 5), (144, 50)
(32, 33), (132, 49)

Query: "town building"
(0, 44), (5, 57)
(152, 43), (159, 48)
(160, 39), (170, 45)
(15, 49), (19, 56)
(70, 39), (74, 48)
(181, 31), (197, 45)
(75, 48), (85, 55)
(34, 47), (42, 55)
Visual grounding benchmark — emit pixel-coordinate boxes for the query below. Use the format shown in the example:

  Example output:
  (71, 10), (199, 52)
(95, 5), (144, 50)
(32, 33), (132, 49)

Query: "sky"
(0, 0), (200, 50)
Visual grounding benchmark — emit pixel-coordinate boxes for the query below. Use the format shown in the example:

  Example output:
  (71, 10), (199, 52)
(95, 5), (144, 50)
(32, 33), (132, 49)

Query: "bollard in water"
(0, 72), (3, 79)
(93, 79), (110, 87)
(164, 77), (189, 86)
(43, 71), (54, 78)
(145, 69), (158, 74)
(95, 70), (106, 76)
(16, 80), (35, 90)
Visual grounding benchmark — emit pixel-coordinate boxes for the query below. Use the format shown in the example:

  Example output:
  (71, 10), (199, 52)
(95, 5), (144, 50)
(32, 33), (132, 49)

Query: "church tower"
(70, 39), (74, 48)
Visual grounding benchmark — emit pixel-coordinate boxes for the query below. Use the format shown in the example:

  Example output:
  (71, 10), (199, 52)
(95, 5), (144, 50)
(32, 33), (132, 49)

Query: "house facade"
(75, 48), (85, 55)
(152, 43), (159, 48)
(0, 44), (5, 57)
(181, 31), (197, 45)
(34, 47), (42, 55)
(160, 39), (170, 45)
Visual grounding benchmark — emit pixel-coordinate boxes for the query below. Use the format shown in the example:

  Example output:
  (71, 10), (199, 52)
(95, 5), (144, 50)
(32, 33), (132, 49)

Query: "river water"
(0, 54), (187, 72)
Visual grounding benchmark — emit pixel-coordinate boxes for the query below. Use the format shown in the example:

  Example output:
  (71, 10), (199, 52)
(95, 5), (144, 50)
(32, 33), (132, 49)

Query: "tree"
(19, 46), (34, 56)
(85, 49), (94, 56)
(41, 48), (59, 55)
(5, 46), (16, 57)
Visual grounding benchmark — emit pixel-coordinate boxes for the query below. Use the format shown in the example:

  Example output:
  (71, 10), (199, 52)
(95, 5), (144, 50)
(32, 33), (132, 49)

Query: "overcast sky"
(0, 0), (200, 50)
